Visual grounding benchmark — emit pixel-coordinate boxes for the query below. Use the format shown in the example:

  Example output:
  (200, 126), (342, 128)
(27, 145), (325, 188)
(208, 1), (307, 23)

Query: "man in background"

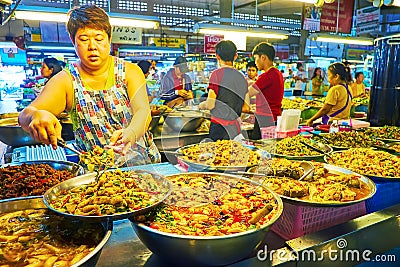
(159, 56), (193, 108)
(246, 61), (258, 85)
(293, 62), (307, 96)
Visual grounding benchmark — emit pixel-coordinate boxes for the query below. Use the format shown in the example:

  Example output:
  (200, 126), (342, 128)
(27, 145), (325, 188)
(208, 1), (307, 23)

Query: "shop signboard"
(149, 37), (186, 48)
(204, 34), (224, 54)
(346, 44), (374, 60)
(111, 26), (142, 44)
(320, 1), (354, 34)
(356, 6), (380, 35)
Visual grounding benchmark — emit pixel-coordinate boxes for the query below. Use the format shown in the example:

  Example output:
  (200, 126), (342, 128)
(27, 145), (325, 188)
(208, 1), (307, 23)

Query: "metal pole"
(336, 0), (340, 34)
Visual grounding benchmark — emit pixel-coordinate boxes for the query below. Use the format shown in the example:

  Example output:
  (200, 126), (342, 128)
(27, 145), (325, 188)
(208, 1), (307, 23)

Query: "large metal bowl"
(163, 113), (205, 132)
(0, 117), (40, 147)
(6, 160), (84, 176)
(0, 117), (74, 147)
(131, 172), (283, 266)
(43, 169), (172, 222)
(0, 196), (112, 267)
(248, 163), (376, 206)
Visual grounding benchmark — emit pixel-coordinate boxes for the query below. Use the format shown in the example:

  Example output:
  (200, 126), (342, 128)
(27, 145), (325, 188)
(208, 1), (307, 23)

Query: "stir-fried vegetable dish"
(179, 140), (259, 167)
(50, 170), (161, 216)
(312, 131), (383, 148)
(0, 208), (104, 267)
(79, 145), (114, 172)
(136, 173), (280, 236)
(327, 148), (400, 178)
(0, 163), (75, 200)
(363, 126), (400, 141)
(263, 136), (329, 157)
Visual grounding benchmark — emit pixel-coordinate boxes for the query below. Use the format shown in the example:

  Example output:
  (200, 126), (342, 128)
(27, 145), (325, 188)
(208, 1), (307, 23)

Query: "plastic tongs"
(57, 139), (83, 156)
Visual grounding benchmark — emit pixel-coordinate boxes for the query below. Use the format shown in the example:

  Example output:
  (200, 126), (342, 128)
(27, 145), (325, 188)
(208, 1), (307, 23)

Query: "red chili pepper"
(150, 223), (159, 229)
(61, 195), (70, 208)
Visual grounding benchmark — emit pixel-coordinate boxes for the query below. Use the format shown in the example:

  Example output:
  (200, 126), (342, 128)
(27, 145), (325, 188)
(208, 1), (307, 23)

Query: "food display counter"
(94, 190), (400, 267)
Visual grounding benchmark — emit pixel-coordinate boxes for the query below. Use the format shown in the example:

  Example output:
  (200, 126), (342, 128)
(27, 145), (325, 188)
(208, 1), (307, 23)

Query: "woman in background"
(34, 58), (63, 97)
(351, 72), (366, 97)
(311, 67), (323, 96)
(306, 62), (352, 126)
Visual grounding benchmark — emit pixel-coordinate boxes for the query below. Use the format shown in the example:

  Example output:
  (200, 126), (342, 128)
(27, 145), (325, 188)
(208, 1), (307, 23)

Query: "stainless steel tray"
(176, 143), (260, 172)
(0, 196), (113, 267)
(43, 170), (172, 222)
(6, 160), (84, 176)
(247, 163), (376, 206)
(257, 138), (333, 161)
(325, 151), (400, 181)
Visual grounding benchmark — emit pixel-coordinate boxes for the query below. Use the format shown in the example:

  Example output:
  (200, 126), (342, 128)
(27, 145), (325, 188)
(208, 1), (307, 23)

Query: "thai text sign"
(204, 34), (224, 54)
(112, 26), (142, 44)
(320, 1), (354, 34)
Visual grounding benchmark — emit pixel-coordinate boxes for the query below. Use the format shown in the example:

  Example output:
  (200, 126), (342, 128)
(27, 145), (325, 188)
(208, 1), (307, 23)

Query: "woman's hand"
(28, 110), (62, 149)
(306, 119), (314, 127)
(106, 127), (137, 155)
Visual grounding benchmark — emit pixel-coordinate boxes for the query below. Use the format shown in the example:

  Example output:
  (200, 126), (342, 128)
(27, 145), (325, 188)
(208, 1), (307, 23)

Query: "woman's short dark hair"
(252, 42), (275, 61)
(328, 62), (351, 83)
(215, 40), (237, 62)
(43, 57), (63, 79)
(67, 5), (112, 42)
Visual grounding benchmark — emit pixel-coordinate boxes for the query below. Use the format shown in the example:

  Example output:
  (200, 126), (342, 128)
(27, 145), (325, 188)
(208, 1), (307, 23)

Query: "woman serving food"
(18, 5), (160, 163)
(306, 62), (352, 126)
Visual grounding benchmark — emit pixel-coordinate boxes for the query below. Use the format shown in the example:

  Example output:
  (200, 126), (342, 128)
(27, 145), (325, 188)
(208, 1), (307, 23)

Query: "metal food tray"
(256, 138), (333, 161)
(324, 151), (400, 182)
(311, 133), (386, 151)
(0, 196), (113, 267)
(4, 160), (84, 176)
(247, 163), (376, 206)
(43, 170), (172, 222)
(176, 143), (261, 172)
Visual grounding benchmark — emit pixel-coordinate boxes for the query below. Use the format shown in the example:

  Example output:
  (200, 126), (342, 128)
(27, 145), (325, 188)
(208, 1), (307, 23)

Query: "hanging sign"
(112, 26), (142, 44)
(149, 37), (186, 48)
(303, 5), (321, 31)
(356, 6), (380, 35)
(320, 1), (354, 34)
(204, 34), (224, 54)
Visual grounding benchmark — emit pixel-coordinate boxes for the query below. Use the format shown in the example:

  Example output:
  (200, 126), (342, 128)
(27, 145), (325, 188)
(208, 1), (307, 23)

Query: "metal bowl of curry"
(0, 196), (112, 267)
(130, 172), (283, 266)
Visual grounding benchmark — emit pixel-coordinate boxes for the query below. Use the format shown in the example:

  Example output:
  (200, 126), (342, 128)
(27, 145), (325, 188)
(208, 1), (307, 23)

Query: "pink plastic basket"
(271, 201), (366, 240)
(261, 126), (299, 139)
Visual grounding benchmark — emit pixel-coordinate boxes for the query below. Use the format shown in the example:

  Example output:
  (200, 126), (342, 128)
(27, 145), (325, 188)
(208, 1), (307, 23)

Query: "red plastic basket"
(270, 201), (366, 240)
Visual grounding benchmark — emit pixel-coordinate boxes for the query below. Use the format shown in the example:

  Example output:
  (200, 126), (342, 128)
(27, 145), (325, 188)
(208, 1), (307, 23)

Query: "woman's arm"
(108, 62), (151, 155)
(306, 103), (333, 126)
(18, 71), (72, 148)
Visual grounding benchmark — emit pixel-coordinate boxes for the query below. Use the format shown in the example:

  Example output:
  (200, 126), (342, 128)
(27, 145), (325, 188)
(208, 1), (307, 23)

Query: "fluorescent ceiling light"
(26, 45), (75, 51)
(309, 33), (374, 46)
(193, 23), (289, 40)
(14, 10), (158, 29)
(118, 48), (184, 54)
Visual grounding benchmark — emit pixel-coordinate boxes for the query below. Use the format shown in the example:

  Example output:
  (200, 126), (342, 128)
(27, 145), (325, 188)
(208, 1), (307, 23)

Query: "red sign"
(320, 1), (354, 34)
(204, 34), (224, 54)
